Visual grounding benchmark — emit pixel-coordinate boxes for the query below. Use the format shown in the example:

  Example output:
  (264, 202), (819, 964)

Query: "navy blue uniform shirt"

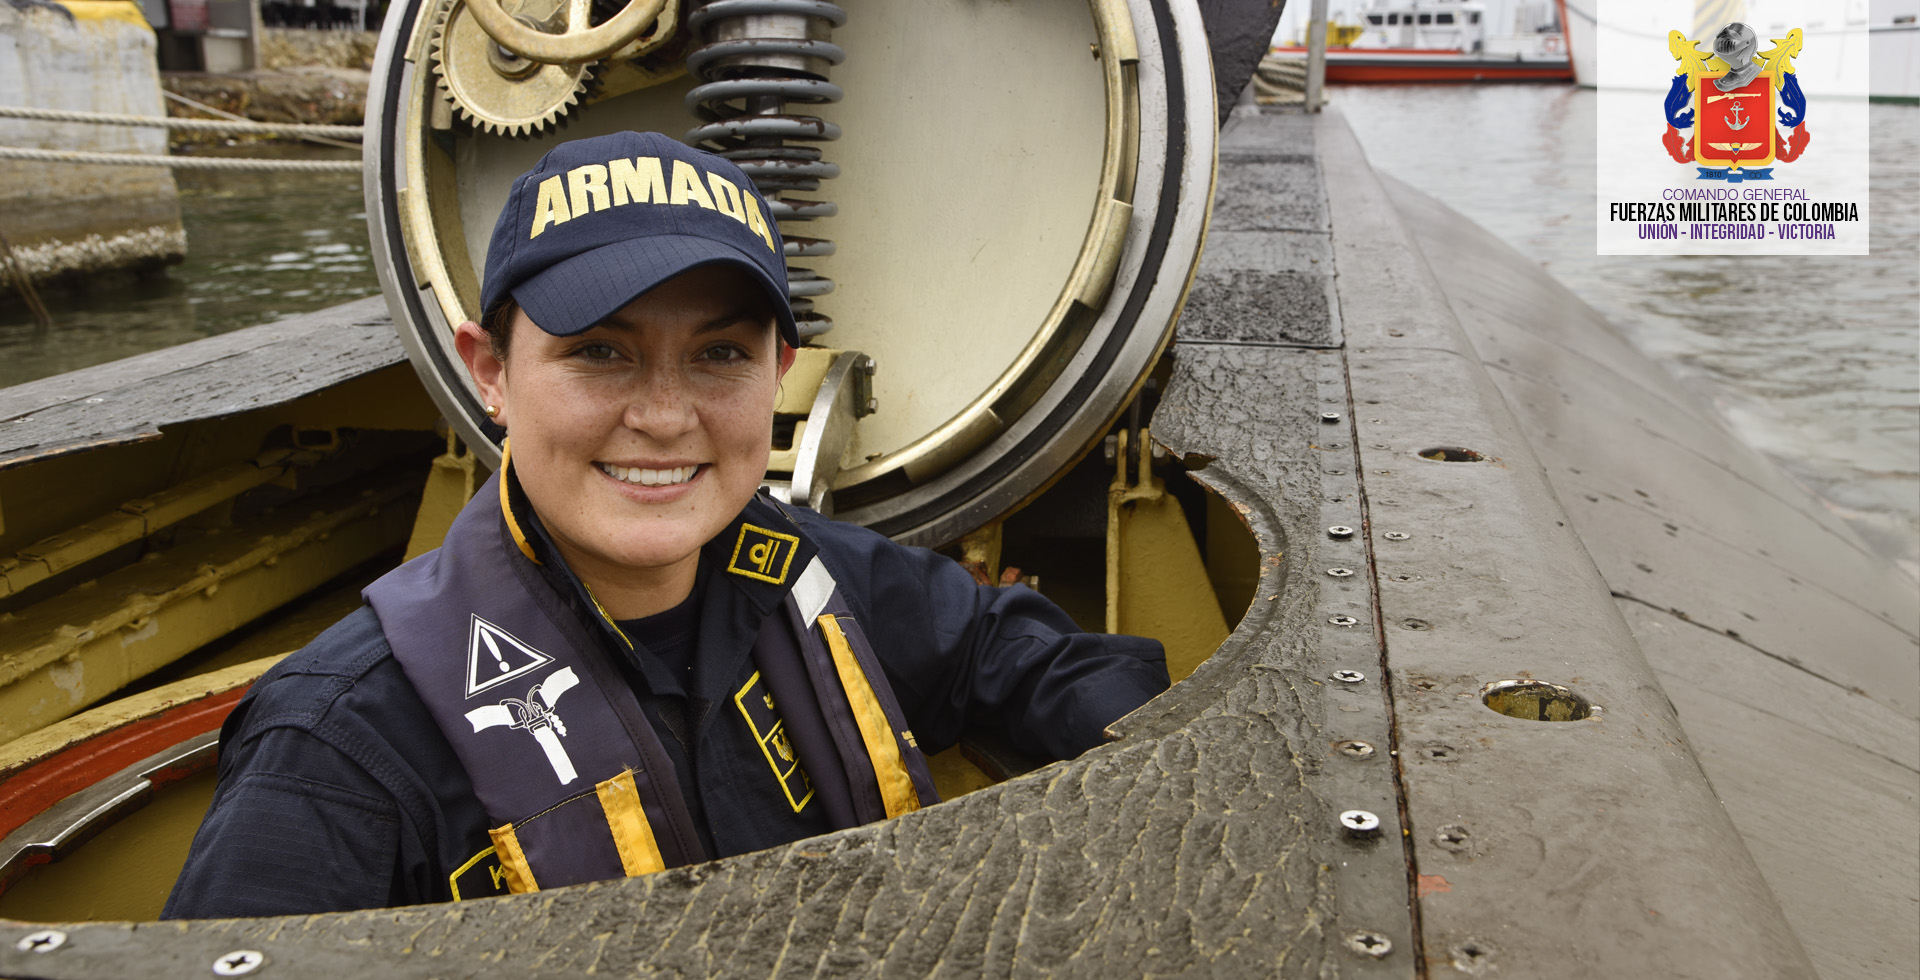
(162, 505), (1167, 918)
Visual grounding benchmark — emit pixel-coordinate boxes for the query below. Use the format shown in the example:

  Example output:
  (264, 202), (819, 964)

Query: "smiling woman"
(458, 267), (793, 620)
(157, 131), (1170, 917)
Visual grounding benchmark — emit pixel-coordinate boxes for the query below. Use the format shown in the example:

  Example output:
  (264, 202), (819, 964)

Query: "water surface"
(0, 143), (376, 387)
(1335, 85), (1919, 578)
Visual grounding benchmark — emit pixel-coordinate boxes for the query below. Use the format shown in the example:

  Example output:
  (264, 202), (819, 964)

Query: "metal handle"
(465, 0), (666, 64)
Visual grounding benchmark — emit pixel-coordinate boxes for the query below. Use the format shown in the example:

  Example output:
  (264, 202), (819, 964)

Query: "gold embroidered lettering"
(530, 175), (571, 238)
(670, 160), (717, 210)
(707, 173), (745, 222)
(741, 194), (777, 252)
(608, 156), (667, 206)
(568, 163), (611, 215)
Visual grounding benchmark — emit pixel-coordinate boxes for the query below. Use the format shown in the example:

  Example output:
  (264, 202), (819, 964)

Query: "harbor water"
(1337, 85), (1918, 580)
(0, 86), (1913, 577)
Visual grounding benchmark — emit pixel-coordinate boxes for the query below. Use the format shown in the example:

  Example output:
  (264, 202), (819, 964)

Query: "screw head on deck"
(1325, 567), (1354, 578)
(1340, 809), (1382, 837)
(1332, 669), (1366, 684)
(1382, 531), (1410, 541)
(212, 950), (265, 977)
(1345, 930), (1394, 959)
(1320, 411), (1342, 423)
(1326, 525), (1354, 539)
(1335, 740), (1375, 759)
(1328, 614), (1359, 627)
(16, 930), (66, 954)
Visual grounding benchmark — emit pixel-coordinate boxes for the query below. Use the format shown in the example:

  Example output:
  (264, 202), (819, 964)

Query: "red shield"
(1694, 73), (1776, 169)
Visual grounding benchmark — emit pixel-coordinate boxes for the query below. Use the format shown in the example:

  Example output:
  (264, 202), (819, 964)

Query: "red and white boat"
(1272, 0), (1575, 83)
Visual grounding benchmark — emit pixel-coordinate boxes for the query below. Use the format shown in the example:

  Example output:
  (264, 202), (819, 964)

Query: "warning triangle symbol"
(465, 616), (555, 698)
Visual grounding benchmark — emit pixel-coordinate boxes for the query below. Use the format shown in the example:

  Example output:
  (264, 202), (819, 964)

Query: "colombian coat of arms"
(1662, 22), (1808, 182)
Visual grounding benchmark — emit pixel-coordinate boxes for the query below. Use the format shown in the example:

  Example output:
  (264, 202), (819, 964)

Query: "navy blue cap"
(480, 131), (798, 347)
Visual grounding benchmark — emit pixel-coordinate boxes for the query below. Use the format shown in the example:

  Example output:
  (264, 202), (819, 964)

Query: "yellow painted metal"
(958, 523), (1003, 586)
(765, 348), (842, 476)
(774, 348), (836, 416)
(404, 431), (481, 560)
(0, 766), (217, 922)
(926, 746), (996, 801)
(0, 653), (283, 780)
(1106, 428), (1230, 683)
(0, 364), (436, 571)
(57, 1), (151, 28)
(0, 478), (422, 743)
(1204, 490), (1262, 627)
(0, 451), (307, 600)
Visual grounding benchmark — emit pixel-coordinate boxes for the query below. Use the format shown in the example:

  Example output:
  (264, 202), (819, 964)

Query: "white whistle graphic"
(465, 666), (581, 784)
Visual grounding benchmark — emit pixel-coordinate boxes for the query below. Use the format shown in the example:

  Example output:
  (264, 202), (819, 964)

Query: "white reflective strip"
(791, 557), (836, 624)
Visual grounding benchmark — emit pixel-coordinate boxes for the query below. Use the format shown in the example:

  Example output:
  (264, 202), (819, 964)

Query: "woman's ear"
(454, 320), (508, 426)
(776, 339), (797, 379)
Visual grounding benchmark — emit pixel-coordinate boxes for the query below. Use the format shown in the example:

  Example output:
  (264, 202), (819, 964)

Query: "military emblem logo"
(733, 671), (814, 812)
(727, 523), (799, 584)
(1662, 22), (1808, 182)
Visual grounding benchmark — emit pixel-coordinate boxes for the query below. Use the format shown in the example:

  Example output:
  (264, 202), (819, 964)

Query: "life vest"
(364, 453), (938, 894)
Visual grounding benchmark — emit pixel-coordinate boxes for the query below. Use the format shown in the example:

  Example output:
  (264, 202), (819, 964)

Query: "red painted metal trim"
(0, 687), (248, 841)
(1325, 64), (1574, 82)
(1273, 46), (1514, 56)
(1555, 0), (1577, 81)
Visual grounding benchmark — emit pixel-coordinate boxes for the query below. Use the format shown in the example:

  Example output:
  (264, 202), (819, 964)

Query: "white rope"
(0, 146), (362, 173)
(0, 104), (365, 139)
(163, 90), (362, 151)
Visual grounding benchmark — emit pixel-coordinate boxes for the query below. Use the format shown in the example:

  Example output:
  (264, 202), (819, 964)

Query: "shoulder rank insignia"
(728, 523), (799, 584)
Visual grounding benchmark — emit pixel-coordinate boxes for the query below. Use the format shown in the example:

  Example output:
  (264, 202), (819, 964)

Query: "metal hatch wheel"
(365, 0), (1216, 547)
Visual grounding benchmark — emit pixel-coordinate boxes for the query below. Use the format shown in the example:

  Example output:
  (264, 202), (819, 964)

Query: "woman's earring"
(485, 405), (499, 418)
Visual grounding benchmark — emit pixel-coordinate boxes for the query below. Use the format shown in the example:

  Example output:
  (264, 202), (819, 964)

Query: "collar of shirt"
(497, 456), (819, 701)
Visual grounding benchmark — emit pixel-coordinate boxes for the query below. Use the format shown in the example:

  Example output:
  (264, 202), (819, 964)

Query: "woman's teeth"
(600, 463), (697, 487)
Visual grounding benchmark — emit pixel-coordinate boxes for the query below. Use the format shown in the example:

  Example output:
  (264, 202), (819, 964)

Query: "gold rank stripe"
(816, 613), (920, 819)
(596, 770), (667, 878)
(487, 822), (541, 894)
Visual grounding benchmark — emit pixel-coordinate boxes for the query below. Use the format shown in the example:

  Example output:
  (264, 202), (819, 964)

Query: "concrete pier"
(0, 1), (186, 286)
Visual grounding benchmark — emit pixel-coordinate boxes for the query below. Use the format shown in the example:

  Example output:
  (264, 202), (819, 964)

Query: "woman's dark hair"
(480, 299), (516, 361)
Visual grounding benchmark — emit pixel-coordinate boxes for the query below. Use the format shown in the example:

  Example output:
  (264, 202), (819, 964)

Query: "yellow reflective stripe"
(595, 770), (667, 877)
(816, 613), (920, 819)
(581, 583), (635, 650)
(487, 822), (540, 894)
(498, 439), (540, 564)
(447, 845), (497, 900)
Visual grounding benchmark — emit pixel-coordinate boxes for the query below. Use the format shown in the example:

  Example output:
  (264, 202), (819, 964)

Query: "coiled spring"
(685, 0), (846, 339)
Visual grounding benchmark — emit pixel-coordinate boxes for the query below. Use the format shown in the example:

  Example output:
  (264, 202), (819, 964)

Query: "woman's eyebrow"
(694, 309), (764, 334)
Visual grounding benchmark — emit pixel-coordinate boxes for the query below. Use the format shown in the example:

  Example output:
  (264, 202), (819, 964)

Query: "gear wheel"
(431, 0), (593, 138)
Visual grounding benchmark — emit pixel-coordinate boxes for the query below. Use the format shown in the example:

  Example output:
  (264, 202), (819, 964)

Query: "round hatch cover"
(366, 0), (1214, 546)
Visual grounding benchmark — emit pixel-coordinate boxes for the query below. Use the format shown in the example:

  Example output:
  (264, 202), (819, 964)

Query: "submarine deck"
(0, 106), (1913, 979)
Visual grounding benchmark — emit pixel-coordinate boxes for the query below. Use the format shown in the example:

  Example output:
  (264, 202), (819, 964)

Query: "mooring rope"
(0, 104), (365, 139)
(0, 146), (361, 173)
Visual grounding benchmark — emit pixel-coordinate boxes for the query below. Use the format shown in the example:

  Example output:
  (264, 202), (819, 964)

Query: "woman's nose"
(622, 367), (699, 439)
